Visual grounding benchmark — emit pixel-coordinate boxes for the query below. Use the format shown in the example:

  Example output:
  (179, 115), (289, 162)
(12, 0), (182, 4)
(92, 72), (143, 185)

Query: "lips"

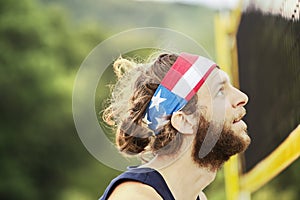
(232, 110), (248, 131)
(233, 119), (241, 124)
(233, 109), (246, 124)
(233, 116), (243, 124)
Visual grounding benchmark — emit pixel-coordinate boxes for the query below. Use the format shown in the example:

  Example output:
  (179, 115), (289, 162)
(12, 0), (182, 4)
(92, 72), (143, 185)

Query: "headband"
(144, 52), (217, 134)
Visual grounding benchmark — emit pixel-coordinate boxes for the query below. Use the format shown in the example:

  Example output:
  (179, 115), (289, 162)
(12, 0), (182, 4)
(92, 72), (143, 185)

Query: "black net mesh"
(237, 5), (300, 171)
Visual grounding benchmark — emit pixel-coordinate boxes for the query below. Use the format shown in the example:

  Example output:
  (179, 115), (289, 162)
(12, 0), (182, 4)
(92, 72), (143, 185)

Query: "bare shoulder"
(199, 191), (208, 200)
(108, 181), (162, 200)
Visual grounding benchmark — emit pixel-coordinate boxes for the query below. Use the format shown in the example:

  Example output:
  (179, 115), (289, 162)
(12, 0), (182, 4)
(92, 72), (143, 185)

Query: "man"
(100, 52), (250, 200)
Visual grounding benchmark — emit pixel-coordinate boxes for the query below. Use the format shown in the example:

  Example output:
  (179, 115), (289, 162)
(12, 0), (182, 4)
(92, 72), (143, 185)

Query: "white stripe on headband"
(144, 52), (217, 133)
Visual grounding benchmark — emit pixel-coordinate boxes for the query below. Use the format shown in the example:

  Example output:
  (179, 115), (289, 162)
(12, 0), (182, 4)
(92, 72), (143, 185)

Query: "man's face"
(191, 69), (251, 171)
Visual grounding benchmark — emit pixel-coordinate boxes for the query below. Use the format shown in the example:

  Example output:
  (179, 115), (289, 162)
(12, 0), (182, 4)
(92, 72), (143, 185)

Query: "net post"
(240, 125), (300, 193)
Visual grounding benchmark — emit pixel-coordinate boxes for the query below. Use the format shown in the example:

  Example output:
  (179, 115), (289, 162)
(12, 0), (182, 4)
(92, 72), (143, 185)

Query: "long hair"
(103, 53), (198, 156)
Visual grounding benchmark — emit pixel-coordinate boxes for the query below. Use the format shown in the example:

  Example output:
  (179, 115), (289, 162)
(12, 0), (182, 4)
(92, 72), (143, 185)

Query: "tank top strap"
(99, 167), (174, 200)
(99, 167), (200, 200)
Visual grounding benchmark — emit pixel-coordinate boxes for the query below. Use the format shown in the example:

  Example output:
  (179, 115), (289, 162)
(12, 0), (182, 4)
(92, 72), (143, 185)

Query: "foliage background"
(0, 0), (299, 199)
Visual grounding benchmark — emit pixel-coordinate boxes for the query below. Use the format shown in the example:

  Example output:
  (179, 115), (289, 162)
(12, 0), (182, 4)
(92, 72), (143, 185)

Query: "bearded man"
(99, 52), (251, 200)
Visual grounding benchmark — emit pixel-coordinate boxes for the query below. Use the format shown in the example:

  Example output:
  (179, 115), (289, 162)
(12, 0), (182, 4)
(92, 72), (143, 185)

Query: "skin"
(108, 68), (250, 200)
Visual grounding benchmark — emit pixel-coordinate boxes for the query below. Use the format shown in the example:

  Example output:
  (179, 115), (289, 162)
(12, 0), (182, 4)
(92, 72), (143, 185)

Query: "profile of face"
(191, 68), (251, 171)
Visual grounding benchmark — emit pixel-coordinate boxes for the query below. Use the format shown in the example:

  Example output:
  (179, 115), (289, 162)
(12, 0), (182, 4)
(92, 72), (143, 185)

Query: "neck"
(142, 140), (217, 199)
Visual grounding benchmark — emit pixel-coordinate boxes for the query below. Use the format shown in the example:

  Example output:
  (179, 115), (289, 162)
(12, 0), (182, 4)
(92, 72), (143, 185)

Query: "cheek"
(211, 98), (231, 125)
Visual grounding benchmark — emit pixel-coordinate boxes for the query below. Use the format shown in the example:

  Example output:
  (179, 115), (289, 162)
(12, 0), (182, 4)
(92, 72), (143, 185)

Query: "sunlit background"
(1, 0), (299, 199)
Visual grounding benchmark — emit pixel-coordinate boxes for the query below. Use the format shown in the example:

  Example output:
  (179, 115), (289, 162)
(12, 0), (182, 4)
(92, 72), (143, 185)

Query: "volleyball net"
(215, 0), (300, 199)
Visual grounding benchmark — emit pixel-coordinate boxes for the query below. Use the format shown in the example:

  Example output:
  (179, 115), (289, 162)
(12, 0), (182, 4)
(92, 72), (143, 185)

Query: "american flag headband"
(143, 52), (217, 134)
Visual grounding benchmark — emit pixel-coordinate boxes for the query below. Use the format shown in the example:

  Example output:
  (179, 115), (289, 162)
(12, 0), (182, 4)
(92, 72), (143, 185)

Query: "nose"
(232, 88), (248, 108)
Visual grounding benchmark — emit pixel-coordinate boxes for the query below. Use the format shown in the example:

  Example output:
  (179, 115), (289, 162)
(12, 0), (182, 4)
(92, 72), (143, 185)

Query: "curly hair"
(103, 53), (198, 156)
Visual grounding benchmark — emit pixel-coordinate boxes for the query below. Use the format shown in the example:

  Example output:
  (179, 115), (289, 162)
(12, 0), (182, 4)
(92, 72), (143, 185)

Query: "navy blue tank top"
(99, 167), (200, 200)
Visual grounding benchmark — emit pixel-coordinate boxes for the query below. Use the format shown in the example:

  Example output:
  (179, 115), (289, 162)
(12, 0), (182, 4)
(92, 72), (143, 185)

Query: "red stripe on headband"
(161, 53), (198, 90)
(179, 52), (199, 66)
(185, 64), (217, 101)
(160, 68), (181, 91)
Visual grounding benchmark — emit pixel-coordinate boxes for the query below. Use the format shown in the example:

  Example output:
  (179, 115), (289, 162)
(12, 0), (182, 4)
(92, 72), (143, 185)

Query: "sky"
(137, 0), (299, 20)
(137, 0), (241, 10)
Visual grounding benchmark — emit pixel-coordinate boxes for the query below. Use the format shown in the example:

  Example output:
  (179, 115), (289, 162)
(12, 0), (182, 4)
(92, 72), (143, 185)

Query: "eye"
(216, 86), (225, 97)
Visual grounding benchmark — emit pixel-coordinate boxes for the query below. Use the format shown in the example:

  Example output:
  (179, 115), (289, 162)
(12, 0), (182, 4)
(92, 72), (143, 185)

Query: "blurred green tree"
(0, 0), (119, 199)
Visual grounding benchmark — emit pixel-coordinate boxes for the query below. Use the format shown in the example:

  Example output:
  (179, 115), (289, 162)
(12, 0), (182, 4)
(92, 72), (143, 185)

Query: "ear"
(170, 111), (196, 134)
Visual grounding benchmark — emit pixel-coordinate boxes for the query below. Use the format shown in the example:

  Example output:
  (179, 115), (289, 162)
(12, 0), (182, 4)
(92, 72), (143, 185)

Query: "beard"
(192, 115), (251, 172)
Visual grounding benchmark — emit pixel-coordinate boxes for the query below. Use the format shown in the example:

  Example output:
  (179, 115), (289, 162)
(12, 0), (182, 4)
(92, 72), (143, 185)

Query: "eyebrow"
(212, 73), (230, 91)
(216, 80), (227, 86)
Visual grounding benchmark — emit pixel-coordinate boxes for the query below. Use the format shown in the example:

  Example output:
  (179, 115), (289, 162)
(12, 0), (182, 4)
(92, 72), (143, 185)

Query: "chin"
(240, 129), (251, 141)
(231, 121), (251, 145)
(233, 130), (251, 153)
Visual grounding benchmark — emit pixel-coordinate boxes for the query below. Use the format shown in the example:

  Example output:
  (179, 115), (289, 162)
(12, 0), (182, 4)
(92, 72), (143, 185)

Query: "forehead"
(206, 68), (230, 86)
